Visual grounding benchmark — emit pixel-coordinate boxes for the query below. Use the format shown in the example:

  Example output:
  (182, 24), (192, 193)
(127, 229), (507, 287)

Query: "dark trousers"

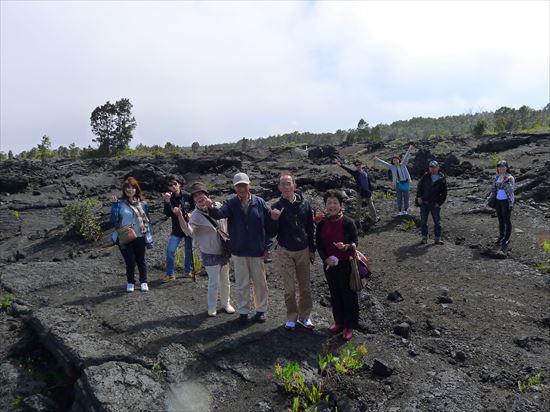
(120, 237), (147, 284)
(496, 199), (512, 242)
(324, 261), (359, 329)
(420, 204), (442, 239)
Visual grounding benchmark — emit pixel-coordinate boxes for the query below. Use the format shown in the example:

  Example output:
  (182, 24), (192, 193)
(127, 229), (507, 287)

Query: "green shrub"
(1, 294), (13, 311)
(433, 142), (450, 156)
(63, 198), (102, 242)
(488, 153), (501, 168)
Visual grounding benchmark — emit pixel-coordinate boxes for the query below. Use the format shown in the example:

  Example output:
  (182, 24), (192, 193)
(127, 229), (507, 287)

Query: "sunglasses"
(497, 164), (507, 167)
(429, 165), (438, 168)
(168, 182), (179, 187)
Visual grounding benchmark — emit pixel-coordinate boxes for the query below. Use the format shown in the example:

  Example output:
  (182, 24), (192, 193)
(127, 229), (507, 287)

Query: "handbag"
(349, 245), (365, 292)
(397, 181), (410, 191)
(117, 224), (137, 245)
(487, 194), (496, 209)
(203, 213), (231, 258)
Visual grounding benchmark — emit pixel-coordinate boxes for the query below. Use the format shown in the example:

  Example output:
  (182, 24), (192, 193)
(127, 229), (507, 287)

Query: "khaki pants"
(274, 247), (312, 322)
(232, 256), (268, 315)
(356, 195), (377, 222)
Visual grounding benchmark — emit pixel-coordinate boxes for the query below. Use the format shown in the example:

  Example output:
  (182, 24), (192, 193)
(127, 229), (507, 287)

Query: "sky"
(1, 0), (549, 154)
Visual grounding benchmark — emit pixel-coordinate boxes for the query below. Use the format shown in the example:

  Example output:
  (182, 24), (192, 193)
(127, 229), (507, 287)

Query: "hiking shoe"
(126, 283), (134, 293)
(208, 309), (217, 317)
(253, 312), (267, 323)
(223, 304), (236, 314)
(238, 314), (248, 326)
(342, 328), (353, 341)
(285, 321), (296, 330)
(161, 274), (176, 283)
(328, 324), (343, 333)
(501, 240), (510, 252)
(140, 283), (149, 292)
(297, 319), (315, 329)
(495, 237), (503, 245)
(434, 239), (444, 245)
(421, 237), (428, 244)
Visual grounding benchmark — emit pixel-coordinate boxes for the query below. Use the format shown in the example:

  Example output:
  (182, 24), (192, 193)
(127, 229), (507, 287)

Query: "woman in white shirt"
(174, 182), (235, 317)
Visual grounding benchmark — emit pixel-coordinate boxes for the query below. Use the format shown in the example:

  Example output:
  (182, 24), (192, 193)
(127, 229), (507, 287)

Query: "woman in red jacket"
(315, 190), (359, 341)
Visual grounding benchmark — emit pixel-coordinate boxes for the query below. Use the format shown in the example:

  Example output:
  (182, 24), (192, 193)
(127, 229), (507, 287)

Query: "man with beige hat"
(205, 172), (273, 325)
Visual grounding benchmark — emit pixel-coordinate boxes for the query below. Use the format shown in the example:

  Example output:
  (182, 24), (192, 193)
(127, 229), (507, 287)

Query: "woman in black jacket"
(315, 190), (359, 341)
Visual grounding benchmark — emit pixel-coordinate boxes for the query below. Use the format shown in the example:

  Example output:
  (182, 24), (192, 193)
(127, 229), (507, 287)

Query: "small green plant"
(398, 218), (417, 231)
(63, 197), (102, 242)
(488, 152), (501, 168)
(537, 263), (550, 274)
(274, 361), (328, 411)
(174, 248), (184, 272)
(518, 372), (543, 392)
(192, 248), (203, 274)
(274, 362), (303, 393)
(13, 394), (24, 407)
(543, 240), (550, 253)
(13, 210), (20, 220)
(1, 294), (13, 311)
(318, 343), (368, 376)
(152, 359), (162, 371)
(373, 191), (392, 200)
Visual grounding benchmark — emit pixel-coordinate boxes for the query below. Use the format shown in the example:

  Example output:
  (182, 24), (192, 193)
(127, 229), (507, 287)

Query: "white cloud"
(1, 0), (548, 153)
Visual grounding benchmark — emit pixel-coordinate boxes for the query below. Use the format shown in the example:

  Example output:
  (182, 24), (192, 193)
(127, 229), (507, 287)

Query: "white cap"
(233, 172), (250, 186)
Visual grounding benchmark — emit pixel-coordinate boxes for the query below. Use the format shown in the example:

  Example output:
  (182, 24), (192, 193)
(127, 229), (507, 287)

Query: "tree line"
(1, 101), (549, 161)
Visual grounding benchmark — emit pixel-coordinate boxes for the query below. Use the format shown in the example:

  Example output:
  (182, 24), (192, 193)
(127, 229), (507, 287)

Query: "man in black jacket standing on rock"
(416, 160), (448, 245)
(269, 174), (316, 330)
(337, 160), (378, 225)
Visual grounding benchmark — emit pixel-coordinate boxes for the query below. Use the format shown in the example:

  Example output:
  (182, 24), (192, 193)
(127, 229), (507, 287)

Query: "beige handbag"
(117, 224), (137, 245)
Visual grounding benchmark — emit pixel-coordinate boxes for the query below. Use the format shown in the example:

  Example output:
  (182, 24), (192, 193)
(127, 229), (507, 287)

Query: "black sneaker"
(238, 314), (248, 326)
(495, 237), (503, 245)
(253, 312), (267, 323)
(501, 240), (510, 252)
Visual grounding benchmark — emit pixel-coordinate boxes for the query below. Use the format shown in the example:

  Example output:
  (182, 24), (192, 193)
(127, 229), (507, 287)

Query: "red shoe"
(342, 328), (353, 341)
(328, 324), (343, 333)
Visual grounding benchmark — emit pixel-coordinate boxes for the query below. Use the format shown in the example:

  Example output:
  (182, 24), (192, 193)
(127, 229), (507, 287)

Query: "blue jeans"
(166, 235), (193, 274)
(420, 204), (442, 239)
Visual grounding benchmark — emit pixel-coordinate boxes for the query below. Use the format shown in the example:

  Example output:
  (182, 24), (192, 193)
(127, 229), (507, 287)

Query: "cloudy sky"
(1, 0), (548, 154)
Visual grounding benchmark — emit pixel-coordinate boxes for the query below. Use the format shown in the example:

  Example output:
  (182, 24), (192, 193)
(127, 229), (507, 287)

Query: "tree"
(37, 135), (53, 160)
(191, 141), (200, 152)
(473, 119), (487, 137)
(90, 98), (136, 155)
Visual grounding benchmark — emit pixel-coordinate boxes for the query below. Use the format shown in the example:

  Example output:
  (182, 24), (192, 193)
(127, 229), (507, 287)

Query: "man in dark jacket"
(337, 160), (378, 224)
(206, 172), (272, 325)
(269, 174), (316, 330)
(416, 160), (448, 244)
(161, 175), (194, 282)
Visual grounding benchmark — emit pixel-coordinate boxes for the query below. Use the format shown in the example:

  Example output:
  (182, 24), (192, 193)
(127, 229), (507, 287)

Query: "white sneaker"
(403, 210), (409, 215)
(223, 304), (236, 314)
(126, 283), (134, 293)
(208, 309), (217, 317)
(140, 283), (149, 292)
(297, 319), (315, 329)
(285, 321), (296, 330)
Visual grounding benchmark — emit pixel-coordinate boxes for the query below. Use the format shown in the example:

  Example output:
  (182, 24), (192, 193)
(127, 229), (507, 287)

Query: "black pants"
(120, 237), (147, 284)
(324, 260), (359, 329)
(496, 199), (512, 242)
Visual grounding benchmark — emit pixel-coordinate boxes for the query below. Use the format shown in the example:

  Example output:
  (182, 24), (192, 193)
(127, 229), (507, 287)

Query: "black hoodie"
(269, 192), (315, 252)
(163, 191), (194, 237)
